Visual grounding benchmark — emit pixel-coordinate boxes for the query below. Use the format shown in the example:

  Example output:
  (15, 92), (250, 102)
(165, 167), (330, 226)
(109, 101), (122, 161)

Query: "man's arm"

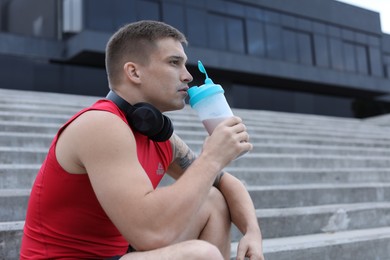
(219, 173), (264, 260)
(167, 133), (223, 187)
(168, 133), (264, 259)
(65, 112), (250, 251)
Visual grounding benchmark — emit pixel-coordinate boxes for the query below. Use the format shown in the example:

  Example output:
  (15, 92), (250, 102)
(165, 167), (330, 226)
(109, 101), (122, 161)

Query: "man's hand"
(202, 117), (253, 168)
(236, 231), (265, 260)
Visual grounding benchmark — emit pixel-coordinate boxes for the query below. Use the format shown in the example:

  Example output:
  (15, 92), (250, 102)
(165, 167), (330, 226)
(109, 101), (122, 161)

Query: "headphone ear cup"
(129, 103), (164, 137)
(105, 91), (173, 142)
(149, 115), (173, 142)
(130, 104), (174, 142)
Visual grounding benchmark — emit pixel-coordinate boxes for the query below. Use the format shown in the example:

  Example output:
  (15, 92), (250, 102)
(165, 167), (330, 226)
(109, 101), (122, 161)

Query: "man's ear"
(123, 62), (141, 84)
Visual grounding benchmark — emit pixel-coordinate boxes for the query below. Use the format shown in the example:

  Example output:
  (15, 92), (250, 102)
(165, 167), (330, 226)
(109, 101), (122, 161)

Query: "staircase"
(1, 87), (390, 259)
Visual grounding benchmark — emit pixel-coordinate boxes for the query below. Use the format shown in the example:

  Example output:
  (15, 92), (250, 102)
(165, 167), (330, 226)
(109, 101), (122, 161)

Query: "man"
(21, 20), (264, 260)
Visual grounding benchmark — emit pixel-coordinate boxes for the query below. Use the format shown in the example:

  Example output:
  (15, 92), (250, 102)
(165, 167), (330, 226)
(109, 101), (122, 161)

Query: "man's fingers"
(236, 242), (247, 260)
(220, 116), (243, 127)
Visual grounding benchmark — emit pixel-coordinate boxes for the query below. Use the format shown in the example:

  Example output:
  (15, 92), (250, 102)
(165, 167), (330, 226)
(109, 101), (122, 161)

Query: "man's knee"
(186, 240), (224, 260)
(209, 187), (230, 219)
(118, 240), (223, 260)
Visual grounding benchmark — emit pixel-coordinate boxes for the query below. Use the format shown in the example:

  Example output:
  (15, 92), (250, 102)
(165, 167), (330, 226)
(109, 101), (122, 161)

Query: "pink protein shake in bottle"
(188, 61), (248, 159)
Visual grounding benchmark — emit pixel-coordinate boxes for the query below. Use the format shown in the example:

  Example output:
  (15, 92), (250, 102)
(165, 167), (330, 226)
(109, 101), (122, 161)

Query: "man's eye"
(170, 60), (179, 65)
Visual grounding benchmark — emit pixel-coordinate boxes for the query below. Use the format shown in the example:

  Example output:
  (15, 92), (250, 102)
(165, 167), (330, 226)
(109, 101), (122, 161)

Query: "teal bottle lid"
(188, 60), (224, 107)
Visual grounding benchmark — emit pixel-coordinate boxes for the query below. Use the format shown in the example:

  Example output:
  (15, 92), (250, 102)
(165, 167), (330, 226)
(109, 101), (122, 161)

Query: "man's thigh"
(119, 240), (223, 260)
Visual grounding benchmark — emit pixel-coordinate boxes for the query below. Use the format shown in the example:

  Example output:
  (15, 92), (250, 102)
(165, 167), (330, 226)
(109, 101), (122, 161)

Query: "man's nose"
(182, 68), (193, 83)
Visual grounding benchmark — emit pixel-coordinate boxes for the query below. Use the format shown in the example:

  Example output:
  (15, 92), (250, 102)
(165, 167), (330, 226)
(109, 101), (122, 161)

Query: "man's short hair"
(105, 20), (187, 86)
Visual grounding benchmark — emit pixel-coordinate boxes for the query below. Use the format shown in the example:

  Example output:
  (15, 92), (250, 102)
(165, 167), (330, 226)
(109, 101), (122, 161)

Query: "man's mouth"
(178, 87), (189, 92)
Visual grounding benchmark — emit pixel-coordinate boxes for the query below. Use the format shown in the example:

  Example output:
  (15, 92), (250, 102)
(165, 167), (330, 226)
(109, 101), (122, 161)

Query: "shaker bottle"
(188, 60), (233, 135)
(188, 60), (248, 158)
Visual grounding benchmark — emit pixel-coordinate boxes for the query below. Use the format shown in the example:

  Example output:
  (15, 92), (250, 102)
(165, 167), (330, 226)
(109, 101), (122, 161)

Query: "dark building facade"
(0, 0), (390, 118)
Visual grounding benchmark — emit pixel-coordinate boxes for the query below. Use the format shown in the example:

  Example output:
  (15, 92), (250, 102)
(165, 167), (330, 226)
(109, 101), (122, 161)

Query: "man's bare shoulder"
(56, 109), (137, 173)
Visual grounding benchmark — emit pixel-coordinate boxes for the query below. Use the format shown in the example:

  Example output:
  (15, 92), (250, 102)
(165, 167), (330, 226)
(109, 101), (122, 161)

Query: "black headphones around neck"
(106, 91), (173, 142)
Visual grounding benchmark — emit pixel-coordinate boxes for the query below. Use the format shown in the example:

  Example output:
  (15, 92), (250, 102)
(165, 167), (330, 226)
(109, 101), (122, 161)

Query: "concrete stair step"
(5, 131), (390, 156)
(169, 107), (365, 128)
(2, 221), (390, 260)
(176, 130), (390, 148)
(0, 125), (390, 153)
(1, 125), (390, 149)
(0, 98), (88, 111)
(229, 154), (390, 168)
(186, 140), (390, 156)
(3, 147), (390, 167)
(0, 221), (24, 260)
(0, 189), (30, 221)
(3, 165), (390, 190)
(0, 147), (47, 164)
(0, 88), (386, 136)
(0, 164), (39, 189)
(171, 115), (365, 133)
(250, 144), (390, 156)
(231, 227), (390, 260)
(236, 114), (379, 133)
(0, 88), (96, 107)
(0, 129), (390, 156)
(2, 165), (390, 190)
(172, 122), (390, 144)
(0, 101), (388, 144)
(5, 220), (389, 260)
(0, 132), (53, 148)
(0, 111), (70, 124)
(226, 167), (390, 185)
(232, 202), (390, 240)
(365, 114), (390, 127)
(1, 88), (388, 131)
(0, 103), (80, 115)
(0, 120), (60, 134)
(0, 96), (346, 125)
(3, 183), (390, 221)
(247, 183), (390, 208)
(239, 112), (387, 129)
(172, 120), (390, 140)
(2, 165), (389, 190)
(2, 112), (388, 142)
(246, 126), (390, 141)
(249, 134), (390, 148)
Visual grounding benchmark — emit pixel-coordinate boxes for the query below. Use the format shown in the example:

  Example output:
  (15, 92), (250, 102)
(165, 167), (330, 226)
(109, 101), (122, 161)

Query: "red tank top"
(20, 99), (173, 259)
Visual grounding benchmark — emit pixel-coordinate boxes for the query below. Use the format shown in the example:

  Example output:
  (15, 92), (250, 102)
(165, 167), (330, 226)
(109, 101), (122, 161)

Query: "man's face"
(138, 38), (193, 112)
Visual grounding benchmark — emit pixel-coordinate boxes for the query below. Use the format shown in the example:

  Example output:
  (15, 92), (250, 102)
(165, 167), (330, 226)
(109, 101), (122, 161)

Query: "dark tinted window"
(265, 24), (283, 59)
(186, 8), (207, 47)
(136, 0), (160, 21)
(162, 3), (185, 33)
(329, 38), (344, 70)
(246, 20), (266, 57)
(313, 34), (329, 67)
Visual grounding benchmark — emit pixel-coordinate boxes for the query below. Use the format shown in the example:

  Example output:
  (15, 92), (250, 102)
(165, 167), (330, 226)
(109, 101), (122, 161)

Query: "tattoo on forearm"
(177, 149), (196, 170)
(171, 133), (224, 188)
(171, 133), (197, 170)
(213, 171), (225, 188)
